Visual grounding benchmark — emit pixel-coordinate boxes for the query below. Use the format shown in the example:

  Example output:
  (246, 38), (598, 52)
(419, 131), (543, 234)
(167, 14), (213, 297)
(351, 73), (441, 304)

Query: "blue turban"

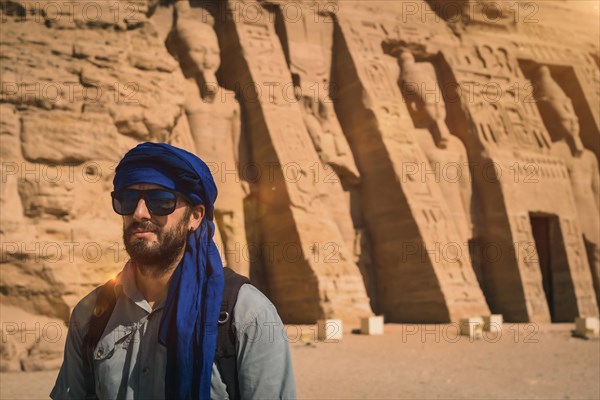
(113, 142), (224, 400)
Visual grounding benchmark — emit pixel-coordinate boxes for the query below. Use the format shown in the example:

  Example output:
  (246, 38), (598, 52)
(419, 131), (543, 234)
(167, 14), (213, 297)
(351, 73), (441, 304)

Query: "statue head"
(176, 10), (221, 100)
(533, 65), (583, 155)
(399, 50), (449, 148)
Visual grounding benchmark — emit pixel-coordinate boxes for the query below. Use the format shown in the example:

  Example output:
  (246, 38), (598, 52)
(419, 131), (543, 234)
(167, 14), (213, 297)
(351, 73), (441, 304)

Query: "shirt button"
(143, 367), (150, 374)
(96, 349), (103, 357)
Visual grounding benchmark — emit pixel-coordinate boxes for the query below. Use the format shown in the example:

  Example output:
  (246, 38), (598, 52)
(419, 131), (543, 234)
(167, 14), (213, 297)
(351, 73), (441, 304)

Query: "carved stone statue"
(533, 65), (600, 304)
(298, 89), (360, 185)
(173, 2), (221, 100)
(171, 2), (250, 276)
(533, 66), (585, 155)
(277, 5), (364, 271)
(280, 6), (360, 186)
(398, 51), (473, 240)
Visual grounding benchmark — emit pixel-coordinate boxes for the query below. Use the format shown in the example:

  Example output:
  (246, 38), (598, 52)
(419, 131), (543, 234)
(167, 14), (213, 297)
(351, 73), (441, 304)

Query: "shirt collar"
(114, 260), (166, 314)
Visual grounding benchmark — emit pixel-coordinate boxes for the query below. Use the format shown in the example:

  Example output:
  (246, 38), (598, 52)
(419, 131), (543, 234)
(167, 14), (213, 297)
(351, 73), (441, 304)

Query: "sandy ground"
(1, 323), (598, 400)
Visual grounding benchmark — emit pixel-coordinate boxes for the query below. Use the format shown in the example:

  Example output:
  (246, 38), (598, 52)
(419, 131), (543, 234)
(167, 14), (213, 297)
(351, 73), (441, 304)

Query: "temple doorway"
(529, 214), (577, 322)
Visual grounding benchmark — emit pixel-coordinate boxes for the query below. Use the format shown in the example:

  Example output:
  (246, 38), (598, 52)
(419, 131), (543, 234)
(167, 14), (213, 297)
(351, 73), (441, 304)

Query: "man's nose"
(132, 198), (151, 221)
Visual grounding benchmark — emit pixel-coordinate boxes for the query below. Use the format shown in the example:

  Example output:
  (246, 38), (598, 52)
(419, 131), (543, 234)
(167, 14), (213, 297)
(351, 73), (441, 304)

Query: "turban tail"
(114, 142), (224, 400)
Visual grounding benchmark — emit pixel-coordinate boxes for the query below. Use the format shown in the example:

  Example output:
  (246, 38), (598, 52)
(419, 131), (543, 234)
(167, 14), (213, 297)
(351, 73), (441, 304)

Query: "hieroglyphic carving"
(559, 216), (599, 317)
(512, 213), (538, 271)
(448, 44), (551, 153)
(560, 218), (585, 270)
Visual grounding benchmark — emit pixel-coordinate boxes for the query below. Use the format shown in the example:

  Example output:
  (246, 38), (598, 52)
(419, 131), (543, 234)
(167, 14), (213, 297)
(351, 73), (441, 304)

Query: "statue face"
(188, 43), (220, 74)
(177, 20), (221, 75)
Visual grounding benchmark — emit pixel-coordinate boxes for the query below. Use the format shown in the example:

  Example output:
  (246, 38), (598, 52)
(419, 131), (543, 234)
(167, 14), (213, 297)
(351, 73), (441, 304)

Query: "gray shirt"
(51, 262), (296, 399)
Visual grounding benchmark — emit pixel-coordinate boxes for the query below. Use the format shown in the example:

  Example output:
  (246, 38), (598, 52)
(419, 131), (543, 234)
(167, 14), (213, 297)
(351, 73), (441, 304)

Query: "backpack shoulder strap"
(215, 267), (251, 400)
(82, 276), (119, 400)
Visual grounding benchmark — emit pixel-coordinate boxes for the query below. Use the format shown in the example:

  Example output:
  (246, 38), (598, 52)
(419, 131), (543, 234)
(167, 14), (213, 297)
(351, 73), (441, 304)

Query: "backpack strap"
(215, 267), (251, 400)
(81, 276), (119, 400)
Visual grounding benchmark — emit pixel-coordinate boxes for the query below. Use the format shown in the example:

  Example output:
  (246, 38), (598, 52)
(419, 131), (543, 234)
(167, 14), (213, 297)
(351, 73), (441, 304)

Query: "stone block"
(482, 314), (503, 332)
(460, 317), (483, 339)
(574, 317), (600, 338)
(317, 319), (343, 341)
(360, 316), (384, 335)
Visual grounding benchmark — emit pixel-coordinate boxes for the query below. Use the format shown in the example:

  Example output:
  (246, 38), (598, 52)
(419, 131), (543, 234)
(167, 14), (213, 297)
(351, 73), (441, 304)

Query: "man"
(51, 142), (296, 399)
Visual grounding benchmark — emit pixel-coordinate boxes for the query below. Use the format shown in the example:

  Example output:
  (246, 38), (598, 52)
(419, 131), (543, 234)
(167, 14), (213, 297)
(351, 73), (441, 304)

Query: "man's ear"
(189, 204), (205, 231)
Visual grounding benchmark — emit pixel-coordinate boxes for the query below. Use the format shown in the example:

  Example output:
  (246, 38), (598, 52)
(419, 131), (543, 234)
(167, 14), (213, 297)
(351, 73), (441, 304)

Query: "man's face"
(122, 183), (192, 271)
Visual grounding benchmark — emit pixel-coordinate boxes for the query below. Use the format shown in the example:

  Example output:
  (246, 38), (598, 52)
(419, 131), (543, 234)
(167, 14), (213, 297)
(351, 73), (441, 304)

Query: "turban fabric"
(113, 142), (224, 400)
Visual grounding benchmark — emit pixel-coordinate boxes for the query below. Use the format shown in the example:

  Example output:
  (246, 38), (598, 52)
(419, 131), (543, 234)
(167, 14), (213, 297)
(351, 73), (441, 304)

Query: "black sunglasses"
(111, 189), (187, 216)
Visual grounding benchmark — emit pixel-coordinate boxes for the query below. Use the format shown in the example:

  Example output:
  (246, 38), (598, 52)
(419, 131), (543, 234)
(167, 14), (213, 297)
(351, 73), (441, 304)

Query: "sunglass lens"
(145, 190), (177, 216)
(112, 190), (141, 215)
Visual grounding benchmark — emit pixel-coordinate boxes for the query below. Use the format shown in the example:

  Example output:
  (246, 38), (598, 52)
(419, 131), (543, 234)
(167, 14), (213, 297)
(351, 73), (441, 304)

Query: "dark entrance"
(530, 216), (554, 318)
(529, 214), (577, 322)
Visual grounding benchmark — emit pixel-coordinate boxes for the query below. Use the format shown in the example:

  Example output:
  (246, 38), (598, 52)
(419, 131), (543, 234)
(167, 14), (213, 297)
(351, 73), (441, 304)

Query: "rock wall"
(0, 0), (598, 369)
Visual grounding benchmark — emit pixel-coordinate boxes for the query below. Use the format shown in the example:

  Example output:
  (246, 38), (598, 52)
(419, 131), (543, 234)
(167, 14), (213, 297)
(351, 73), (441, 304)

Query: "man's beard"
(123, 209), (192, 276)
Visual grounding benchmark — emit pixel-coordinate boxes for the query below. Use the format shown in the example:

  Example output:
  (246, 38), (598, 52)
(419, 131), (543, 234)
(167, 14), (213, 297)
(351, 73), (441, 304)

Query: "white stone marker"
(482, 314), (503, 332)
(460, 317), (483, 339)
(317, 319), (343, 341)
(574, 317), (600, 338)
(360, 316), (384, 335)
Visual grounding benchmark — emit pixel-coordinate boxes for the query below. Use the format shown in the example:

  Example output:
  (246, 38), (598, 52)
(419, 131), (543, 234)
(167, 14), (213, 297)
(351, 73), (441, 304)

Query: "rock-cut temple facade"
(0, 0), (599, 370)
